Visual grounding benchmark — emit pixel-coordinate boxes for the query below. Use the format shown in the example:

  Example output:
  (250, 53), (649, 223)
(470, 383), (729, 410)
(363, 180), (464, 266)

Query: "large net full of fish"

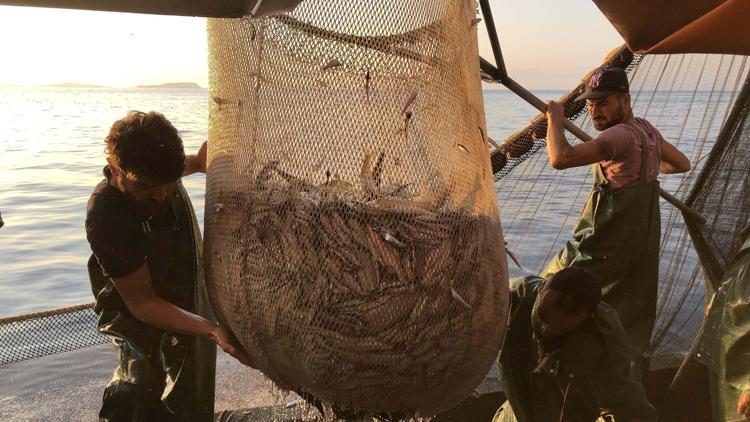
(203, 0), (509, 415)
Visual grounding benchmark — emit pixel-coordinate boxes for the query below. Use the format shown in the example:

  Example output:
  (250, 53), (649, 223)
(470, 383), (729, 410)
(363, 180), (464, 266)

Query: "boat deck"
(1, 343), (308, 421)
(1, 343), (502, 421)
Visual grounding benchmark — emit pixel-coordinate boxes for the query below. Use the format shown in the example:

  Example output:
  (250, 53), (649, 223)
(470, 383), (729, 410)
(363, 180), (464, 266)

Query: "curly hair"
(105, 111), (185, 183)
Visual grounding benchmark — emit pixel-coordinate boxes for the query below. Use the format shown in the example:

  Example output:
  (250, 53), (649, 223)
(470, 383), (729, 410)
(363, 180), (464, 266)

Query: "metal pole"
(0, 0), (250, 17)
(0, 0), (301, 17)
(478, 0), (706, 225)
(478, 0), (508, 81)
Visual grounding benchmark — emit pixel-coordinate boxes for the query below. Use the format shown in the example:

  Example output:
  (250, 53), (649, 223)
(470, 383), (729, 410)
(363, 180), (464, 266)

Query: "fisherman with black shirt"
(86, 111), (251, 421)
(493, 268), (658, 422)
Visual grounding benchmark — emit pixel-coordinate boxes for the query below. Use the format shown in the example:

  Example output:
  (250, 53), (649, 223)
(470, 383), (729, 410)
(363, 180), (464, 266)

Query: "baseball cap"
(575, 67), (629, 102)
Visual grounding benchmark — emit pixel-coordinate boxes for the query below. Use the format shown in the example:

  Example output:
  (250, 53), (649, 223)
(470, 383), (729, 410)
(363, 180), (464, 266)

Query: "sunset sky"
(0, 1), (623, 89)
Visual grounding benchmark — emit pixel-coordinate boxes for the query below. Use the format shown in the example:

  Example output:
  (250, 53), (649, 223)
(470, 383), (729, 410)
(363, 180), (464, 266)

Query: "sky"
(0, 1), (624, 89)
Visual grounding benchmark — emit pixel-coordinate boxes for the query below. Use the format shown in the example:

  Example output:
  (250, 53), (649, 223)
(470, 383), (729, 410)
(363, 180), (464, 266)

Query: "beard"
(110, 173), (173, 217)
(121, 190), (170, 217)
(593, 103), (625, 131)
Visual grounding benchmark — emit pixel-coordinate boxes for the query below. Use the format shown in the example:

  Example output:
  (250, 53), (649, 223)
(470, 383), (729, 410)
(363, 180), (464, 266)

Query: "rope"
(0, 302), (95, 325)
(0, 302), (106, 366)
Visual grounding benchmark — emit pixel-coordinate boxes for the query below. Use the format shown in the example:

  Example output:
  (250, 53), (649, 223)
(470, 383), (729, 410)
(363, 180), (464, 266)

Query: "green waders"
(543, 123), (661, 358)
(700, 232), (750, 422)
(493, 277), (657, 422)
(89, 182), (216, 422)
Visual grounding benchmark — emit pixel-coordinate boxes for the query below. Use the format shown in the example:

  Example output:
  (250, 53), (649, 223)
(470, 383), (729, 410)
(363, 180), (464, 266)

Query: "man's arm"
(545, 100), (608, 170)
(112, 262), (254, 367)
(183, 140), (207, 176)
(659, 139), (691, 174)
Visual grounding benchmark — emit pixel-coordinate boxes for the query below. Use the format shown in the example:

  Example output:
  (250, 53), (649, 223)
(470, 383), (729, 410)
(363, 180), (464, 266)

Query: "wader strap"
(626, 122), (651, 185)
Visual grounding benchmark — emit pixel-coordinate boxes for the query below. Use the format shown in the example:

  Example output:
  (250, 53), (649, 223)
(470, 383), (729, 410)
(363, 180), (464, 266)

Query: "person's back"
(494, 269), (657, 422)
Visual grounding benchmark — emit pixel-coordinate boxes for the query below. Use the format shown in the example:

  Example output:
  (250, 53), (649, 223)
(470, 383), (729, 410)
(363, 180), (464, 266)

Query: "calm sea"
(0, 87), (562, 317)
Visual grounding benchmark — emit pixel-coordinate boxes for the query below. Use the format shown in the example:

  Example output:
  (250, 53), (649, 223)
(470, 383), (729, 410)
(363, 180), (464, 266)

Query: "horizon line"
(0, 81), (206, 89)
(0, 81), (578, 91)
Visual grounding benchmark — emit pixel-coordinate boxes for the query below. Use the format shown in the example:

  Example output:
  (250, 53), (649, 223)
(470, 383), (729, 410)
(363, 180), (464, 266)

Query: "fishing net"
(684, 73), (750, 286)
(204, 0), (508, 415)
(0, 304), (106, 365)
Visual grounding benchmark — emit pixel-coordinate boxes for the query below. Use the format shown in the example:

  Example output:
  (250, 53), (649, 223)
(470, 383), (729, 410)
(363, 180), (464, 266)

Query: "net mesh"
(204, 0), (508, 415)
(0, 304), (107, 366)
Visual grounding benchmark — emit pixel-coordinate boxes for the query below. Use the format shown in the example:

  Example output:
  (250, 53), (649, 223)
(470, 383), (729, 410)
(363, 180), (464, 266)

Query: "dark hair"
(105, 111), (185, 183)
(545, 267), (602, 315)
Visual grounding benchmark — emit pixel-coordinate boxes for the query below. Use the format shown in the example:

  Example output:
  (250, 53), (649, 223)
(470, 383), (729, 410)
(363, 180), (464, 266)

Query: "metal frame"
(0, 0), (250, 17)
(0, 0), (300, 17)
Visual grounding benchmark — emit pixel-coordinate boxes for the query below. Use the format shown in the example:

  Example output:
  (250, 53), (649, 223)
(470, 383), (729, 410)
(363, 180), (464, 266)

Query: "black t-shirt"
(86, 166), (197, 332)
(85, 167), (174, 279)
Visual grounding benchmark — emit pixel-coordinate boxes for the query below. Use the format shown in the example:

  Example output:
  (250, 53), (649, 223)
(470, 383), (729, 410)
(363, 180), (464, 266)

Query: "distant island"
(0, 81), (207, 89)
(136, 82), (204, 89)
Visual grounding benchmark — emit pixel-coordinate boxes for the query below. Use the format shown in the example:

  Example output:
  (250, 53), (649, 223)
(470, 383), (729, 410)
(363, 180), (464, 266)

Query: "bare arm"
(659, 139), (691, 174)
(545, 100), (608, 170)
(183, 140), (207, 176)
(112, 262), (254, 367)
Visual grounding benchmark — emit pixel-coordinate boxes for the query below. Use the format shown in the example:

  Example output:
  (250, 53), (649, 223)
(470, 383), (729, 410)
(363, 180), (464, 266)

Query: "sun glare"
(0, 6), (208, 87)
(0, 1), (621, 90)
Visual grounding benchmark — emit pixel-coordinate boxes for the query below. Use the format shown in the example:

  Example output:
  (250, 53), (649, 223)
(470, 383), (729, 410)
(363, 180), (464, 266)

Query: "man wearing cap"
(541, 66), (691, 371)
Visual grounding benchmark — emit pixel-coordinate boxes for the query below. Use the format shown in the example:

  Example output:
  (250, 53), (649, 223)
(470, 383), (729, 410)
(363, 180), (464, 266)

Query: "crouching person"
(86, 111), (252, 421)
(494, 268), (658, 422)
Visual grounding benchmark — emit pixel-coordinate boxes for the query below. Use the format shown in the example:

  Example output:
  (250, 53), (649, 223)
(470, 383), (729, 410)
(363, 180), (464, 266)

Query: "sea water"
(0, 87), (562, 317)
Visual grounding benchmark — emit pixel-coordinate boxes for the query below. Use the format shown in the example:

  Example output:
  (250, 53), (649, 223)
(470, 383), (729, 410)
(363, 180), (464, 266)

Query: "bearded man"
(542, 67), (691, 368)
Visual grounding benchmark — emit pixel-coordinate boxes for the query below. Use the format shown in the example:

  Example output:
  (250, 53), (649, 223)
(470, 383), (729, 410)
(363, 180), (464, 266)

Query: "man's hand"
(737, 391), (750, 418)
(546, 100), (565, 123)
(544, 99), (607, 170)
(705, 295), (714, 316)
(195, 140), (207, 173)
(183, 140), (207, 176)
(210, 324), (256, 368)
